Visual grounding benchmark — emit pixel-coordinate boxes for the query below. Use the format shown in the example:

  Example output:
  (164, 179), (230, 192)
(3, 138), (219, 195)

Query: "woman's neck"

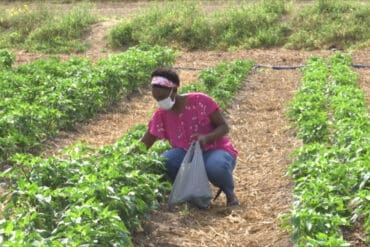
(171, 94), (187, 114)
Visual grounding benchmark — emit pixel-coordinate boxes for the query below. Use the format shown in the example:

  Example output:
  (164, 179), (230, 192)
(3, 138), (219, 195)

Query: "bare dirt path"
(356, 68), (370, 105)
(351, 53), (370, 105)
(84, 19), (119, 57)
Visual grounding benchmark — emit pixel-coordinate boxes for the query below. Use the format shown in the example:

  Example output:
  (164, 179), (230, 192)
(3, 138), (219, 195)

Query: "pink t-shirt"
(148, 92), (238, 157)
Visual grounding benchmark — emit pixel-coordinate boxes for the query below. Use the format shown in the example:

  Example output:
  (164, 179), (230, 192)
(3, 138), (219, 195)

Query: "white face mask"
(157, 89), (175, 110)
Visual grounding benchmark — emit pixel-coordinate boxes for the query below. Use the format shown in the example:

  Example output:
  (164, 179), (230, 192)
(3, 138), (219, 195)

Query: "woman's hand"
(191, 110), (229, 147)
(191, 134), (210, 147)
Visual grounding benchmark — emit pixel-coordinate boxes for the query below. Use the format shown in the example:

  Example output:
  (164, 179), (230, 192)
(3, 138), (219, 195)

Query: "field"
(0, 1), (369, 246)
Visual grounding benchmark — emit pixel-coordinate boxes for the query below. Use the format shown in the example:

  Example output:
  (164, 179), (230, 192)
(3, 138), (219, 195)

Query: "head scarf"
(151, 76), (177, 88)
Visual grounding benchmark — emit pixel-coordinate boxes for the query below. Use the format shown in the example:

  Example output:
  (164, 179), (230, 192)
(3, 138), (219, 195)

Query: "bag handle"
(213, 188), (222, 201)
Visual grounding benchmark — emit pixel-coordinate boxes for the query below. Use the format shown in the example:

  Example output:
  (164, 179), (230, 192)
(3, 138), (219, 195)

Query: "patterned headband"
(151, 76), (177, 88)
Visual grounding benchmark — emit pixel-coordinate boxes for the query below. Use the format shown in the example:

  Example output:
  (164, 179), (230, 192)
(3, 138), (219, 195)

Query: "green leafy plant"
(0, 125), (171, 246)
(0, 59), (256, 246)
(287, 57), (329, 143)
(286, 53), (369, 246)
(180, 60), (255, 110)
(0, 45), (176, 164)
(0, 49), (15, 69)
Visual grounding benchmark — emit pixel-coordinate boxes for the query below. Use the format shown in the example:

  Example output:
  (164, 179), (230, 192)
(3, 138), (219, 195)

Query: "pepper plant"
(0, 45), (176, 164)
(285, 54), (369, 246)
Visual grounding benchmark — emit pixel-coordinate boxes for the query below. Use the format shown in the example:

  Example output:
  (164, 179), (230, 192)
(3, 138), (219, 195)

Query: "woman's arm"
(207, 110), (229, 141)
(140, 130), (158, 149)
(194, 110), (229, 146)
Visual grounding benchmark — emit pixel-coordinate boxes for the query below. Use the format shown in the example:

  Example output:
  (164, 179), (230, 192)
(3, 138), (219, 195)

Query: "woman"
(140, 67), (239, 207)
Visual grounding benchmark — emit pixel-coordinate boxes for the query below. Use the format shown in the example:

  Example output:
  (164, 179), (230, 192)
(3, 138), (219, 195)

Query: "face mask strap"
(169, 88), (174, 100)
(157, 88), (176, 110)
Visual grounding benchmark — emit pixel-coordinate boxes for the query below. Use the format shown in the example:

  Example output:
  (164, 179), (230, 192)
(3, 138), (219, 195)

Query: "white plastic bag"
(168, 141), (213, 209)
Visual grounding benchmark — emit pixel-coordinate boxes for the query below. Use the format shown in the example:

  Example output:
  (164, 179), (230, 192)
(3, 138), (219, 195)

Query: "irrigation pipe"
(254, 64), (305, 70)
(352, 64), (370, 69)
(173, 64), (370, 71)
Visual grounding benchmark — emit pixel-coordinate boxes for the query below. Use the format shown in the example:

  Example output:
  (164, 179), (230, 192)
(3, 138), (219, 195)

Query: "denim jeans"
(162, 148), (236, 197)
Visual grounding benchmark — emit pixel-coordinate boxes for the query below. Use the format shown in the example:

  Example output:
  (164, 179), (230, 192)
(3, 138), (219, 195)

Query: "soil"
(2, 1), (370, 246)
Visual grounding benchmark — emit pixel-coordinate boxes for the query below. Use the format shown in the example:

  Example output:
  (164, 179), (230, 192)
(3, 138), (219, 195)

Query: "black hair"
(151, 67), (180, 87)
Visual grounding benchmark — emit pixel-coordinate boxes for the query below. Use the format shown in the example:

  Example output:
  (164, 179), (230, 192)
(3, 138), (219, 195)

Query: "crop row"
(180, 59), (255, 110)
(286, 54), (369, 246)
(1, 126), (170, 246)
(0, 46), (175, 164)
(0, 59), (255, 246)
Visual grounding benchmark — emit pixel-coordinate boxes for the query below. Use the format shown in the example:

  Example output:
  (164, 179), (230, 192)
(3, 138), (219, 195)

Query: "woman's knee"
(203, 150), (236, 194)
(161, 148), (186, 180)
(206, 163), (230, 181)
(204, 150), (236, 173)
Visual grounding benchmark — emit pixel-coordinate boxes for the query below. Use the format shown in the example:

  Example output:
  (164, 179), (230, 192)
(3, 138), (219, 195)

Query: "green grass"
(210, 0), (289, 50)
(0, 4), (50, 48)
(25, 4), (97, 53)
(286, 0), (370, 50)
(1, 1), (370, 53)
(108, 0), (289, 51)
(0, 3), (97, 53)
(108, 1), (212, 50)
(108, 0), (370, 51)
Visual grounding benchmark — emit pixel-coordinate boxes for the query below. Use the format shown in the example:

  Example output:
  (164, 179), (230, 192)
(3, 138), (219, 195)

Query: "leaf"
(306, 221), (312, 231)
(359, 172), (369, 189)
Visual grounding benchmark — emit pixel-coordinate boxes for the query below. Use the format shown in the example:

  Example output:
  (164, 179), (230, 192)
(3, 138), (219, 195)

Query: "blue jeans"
(162, 148), (236, 197)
